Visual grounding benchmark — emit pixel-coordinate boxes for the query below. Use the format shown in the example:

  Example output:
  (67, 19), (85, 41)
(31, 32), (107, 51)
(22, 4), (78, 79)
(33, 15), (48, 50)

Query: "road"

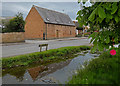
(2, 37), (91, 58)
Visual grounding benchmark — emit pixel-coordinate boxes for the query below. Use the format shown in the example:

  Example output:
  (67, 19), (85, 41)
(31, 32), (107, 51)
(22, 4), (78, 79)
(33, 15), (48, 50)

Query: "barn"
(25, 5), (76, 40)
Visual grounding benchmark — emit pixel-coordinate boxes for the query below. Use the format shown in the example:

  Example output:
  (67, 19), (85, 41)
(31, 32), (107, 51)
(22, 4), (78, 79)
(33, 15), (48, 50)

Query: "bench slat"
(39, 44), (48, 47)
(39, 44), (48, 52)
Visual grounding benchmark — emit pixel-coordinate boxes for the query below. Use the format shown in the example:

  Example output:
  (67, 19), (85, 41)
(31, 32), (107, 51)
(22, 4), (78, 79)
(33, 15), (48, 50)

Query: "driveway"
(2, 37), (91, 58)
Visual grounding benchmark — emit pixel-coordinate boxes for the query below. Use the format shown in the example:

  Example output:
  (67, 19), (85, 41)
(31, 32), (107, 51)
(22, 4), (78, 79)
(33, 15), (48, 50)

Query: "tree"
(3, 12), (25, 33)
(77, 1), (120, 52)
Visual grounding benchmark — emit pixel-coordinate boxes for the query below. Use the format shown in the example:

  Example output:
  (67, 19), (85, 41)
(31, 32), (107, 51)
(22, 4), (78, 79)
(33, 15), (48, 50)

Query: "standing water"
(2, 50), (99, 84)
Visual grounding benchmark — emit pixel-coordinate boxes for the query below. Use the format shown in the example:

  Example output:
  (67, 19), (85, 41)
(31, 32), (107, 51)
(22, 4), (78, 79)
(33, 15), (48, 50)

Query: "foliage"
(2, 13), (25, 33)
(84, 32), (91, 37)
(0, 19), (10, 33)
(2, 46), (91, 69)
(67, 48), (120, 84)
(77, 2), (120, 52)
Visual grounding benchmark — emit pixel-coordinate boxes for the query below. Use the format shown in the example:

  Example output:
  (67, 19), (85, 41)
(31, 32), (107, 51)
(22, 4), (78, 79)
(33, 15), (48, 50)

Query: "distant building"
(0, 16), (14, 28)
(25, 5), (76, 40)
(73, 20), (83, 35)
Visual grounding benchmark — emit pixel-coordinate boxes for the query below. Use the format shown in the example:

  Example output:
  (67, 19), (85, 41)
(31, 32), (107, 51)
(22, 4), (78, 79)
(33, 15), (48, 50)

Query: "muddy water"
(2, 51), (99, 84)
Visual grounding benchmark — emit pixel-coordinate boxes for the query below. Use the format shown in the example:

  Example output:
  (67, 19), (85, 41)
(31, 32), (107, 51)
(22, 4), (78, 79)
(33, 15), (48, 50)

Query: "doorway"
(43, 33), (45, 40)
(56, 30), (59, 38)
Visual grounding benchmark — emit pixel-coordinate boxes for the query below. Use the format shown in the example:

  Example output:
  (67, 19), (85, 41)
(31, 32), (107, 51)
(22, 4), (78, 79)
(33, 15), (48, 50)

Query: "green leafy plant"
(2, 12), (25, 33)
(77, 2), (120, 52)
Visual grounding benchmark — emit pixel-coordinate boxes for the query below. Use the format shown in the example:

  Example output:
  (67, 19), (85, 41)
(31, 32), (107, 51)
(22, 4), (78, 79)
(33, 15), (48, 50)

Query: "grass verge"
(67, 48), (120, 84)
(2, 45), (91, 69)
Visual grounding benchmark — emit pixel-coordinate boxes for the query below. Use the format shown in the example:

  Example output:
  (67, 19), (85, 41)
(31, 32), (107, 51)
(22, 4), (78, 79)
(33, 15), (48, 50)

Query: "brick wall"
(25, 6), (45, 39)
(46, 24), (76, 39)
(0, 32), (25, 43)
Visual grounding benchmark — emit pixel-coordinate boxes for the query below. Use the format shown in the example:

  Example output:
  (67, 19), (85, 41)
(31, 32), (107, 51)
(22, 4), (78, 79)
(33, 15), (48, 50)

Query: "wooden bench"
(39, 44), (48, 52)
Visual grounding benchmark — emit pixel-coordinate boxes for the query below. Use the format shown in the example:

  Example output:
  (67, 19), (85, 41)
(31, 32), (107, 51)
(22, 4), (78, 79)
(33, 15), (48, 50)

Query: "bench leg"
(46, 45), (48, 51)
(40, 47), (42, 52)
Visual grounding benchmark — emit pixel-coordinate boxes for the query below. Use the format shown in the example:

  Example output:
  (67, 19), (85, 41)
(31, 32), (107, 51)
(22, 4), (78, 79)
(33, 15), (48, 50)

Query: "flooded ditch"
(2, 50), (100, 84)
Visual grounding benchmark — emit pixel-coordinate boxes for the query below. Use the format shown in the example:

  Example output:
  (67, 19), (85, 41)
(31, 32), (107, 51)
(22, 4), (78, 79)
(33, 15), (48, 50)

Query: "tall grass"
(67, 48), (120, 84)
(2, 45), (91, 69)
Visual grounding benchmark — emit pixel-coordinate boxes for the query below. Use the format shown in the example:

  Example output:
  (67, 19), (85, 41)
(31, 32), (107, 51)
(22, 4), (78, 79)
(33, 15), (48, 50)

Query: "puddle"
(2, 51), (99, 84)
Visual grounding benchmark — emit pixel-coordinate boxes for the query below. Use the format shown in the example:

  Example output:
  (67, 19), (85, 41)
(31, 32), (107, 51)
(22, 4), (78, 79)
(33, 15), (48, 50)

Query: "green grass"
(67, 48), (120, 84)
(2, 45), (91, 69)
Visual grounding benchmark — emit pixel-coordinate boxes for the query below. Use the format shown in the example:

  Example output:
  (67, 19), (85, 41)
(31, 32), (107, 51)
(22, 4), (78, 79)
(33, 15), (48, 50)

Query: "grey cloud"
(2, 2), (80, 20)
(2, 0), (78, 2)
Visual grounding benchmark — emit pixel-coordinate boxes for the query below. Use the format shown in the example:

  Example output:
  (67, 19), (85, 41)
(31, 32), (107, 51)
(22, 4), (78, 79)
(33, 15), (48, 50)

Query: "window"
(46, 18), (49, 21)
(55, 19), (59, 22)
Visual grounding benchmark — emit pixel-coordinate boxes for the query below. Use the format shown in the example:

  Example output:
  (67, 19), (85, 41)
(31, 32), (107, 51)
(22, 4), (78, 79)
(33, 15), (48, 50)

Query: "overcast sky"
(2, 2), (81, 20)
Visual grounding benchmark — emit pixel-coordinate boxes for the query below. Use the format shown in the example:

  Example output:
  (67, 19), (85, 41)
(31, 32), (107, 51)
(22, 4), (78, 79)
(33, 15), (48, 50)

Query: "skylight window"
(55, 19), (59, 22)
(46, 18), (49, 21)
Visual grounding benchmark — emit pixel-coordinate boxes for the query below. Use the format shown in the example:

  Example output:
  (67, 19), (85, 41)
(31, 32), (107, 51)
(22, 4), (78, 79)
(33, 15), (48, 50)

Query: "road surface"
(2, 37), (91, 58)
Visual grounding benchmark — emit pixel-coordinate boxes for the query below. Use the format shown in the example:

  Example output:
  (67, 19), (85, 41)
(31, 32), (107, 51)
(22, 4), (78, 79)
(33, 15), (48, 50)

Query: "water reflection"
(28, 66), (46, 81)
(2, 51), (99, 84)
(28, 59), (71, 81)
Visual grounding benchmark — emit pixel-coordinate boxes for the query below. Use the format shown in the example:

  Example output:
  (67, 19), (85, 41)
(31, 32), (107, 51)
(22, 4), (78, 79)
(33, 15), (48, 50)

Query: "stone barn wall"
(25, 6), (45, 40)
(46, 24), (76, 39)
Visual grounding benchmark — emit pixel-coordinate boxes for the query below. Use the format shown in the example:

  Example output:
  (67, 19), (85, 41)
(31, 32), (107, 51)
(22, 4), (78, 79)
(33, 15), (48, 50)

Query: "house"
(25, 5), (76, 40)
(73, 20), (83, 35)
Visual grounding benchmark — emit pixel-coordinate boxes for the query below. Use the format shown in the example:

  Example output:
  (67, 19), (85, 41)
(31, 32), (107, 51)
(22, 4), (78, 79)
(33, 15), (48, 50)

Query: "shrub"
(2, 13), (25, 33)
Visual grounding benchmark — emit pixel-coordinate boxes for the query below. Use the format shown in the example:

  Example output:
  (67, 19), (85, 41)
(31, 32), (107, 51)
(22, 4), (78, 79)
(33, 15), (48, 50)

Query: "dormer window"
(46, 18), (49, 21)
(55, 19), (59, 22)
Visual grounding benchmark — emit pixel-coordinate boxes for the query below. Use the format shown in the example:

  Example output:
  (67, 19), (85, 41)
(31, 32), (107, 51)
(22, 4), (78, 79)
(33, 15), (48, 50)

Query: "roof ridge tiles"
(33, 5), (67, 16)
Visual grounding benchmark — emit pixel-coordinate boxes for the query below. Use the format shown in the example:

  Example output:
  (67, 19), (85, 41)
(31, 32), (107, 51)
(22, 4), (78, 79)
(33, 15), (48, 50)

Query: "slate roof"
(0, 16), (14, 19)
(34, 5), (75, 26)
